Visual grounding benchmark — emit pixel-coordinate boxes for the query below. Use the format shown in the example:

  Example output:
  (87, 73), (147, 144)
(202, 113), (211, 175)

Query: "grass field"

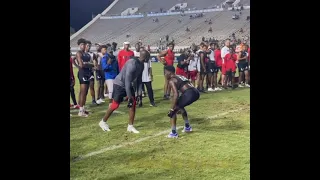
(70, 62), (250, 180)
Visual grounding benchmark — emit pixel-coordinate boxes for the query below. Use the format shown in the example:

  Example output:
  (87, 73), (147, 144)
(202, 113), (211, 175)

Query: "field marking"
(72, 108), (244, 163)
(206, 108), (245, 120)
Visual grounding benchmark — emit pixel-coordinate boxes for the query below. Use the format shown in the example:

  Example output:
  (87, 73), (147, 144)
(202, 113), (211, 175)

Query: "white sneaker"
(127, 125), (140, 133)
(214, 87), (220, 91)
(99, 120), (111, 131)
(238, 84), (244, 88)
(208, 88), (214, 92)
(96, 99), (102, 104)
(99, 98), (105, 103)
(70, 114), (72, 117)
(104, 93), (108, 98)
(245, 84), (250, 87)
(78, 111), (88, 117)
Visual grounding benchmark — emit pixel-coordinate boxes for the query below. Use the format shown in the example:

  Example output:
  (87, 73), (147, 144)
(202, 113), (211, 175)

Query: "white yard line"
(72, 108), (245, 162)
(206, 108), (245, 120)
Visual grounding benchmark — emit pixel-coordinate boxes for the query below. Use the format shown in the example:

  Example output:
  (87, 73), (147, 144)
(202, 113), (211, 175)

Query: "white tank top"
(209, 49), (215, 61)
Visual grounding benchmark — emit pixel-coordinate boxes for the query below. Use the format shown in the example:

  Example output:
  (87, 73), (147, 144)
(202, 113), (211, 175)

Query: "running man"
(157, 42), (175, 99)
(99, 50), (150, 133)
(75, 38), (94, 117)
(164, 65), (200, 138)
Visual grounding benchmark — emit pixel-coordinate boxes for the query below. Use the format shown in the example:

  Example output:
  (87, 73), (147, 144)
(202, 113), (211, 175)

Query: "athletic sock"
(80, 106), (84, 112)
(172, 126), (176, 134)
(184, 120), (190, 128)
(128, 124), (133, 128)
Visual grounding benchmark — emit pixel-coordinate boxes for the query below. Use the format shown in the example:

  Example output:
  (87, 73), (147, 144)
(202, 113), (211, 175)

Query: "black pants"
(70, 79), (77, 105)
(177, 88), (200, 109)
(142, 82), (154, 103)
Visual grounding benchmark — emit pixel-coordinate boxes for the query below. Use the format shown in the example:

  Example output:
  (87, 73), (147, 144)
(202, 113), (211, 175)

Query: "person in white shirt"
(207, 42), (216, 91)
(141, 56), (156, 107)
(221, 39), (230, 87)
(187, 52), (198, 86)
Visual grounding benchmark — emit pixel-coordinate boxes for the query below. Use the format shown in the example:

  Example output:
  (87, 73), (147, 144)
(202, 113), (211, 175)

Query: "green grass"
(70, 63), (250, 180)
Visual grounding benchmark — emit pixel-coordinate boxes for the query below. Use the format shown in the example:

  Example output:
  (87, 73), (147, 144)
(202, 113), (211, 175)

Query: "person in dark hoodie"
(101, 45), (119, 106)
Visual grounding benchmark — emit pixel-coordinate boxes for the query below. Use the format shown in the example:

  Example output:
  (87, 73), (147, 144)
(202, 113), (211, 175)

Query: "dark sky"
(70, 0), (113, 31)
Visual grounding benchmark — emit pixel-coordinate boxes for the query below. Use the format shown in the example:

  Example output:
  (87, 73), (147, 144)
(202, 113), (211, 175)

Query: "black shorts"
(95, 70), (105, 81)
(112, 84), (135, 103)
(226, 70), (235, 77)
(90, 72), (95, 81)
(177, 88), (200, 109)
(237, 62), (249, 72)
(78, 71), (92, 85)
(206, 61), (216, 74)
(200, 65), (206, 75)
(214, 66), (222, 73)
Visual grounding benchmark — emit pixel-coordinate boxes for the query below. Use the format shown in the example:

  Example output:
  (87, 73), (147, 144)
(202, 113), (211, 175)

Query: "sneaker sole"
(99, 125), (110, 132)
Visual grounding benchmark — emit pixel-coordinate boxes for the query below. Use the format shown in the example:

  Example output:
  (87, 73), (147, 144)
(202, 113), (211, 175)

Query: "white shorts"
(105, 79), (114, 99)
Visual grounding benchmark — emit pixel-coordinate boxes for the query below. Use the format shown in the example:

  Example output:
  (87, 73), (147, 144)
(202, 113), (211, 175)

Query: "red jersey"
(224, 53), (237, 71)
(214, 49), (222, 67)
(118, 49), (134, 71)
(164, 49), (175, 66)
(70, 57), (74, 79)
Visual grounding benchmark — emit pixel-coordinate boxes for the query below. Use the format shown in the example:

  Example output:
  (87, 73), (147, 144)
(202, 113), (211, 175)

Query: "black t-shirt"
(177, 54), (189, 69)
(173, 75), (190, 91)
(238, 51), (247, 63)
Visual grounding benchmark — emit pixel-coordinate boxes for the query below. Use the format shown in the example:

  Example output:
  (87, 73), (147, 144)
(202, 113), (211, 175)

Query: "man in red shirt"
(157, 42), (175, 99)
(118, 42), (134, 71)
(222, 47), (237, 89)
(213, 43), (223, 91)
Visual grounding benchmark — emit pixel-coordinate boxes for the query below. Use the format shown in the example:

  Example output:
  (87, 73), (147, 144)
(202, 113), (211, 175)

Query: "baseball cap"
(123, 42), (130, 45)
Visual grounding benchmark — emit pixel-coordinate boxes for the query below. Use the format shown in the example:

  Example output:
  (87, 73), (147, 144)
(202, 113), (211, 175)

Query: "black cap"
(164, 65), (175, 73)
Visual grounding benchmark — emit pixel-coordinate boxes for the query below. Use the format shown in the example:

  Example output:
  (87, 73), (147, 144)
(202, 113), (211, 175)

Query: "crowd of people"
(70, 37), (250, 138)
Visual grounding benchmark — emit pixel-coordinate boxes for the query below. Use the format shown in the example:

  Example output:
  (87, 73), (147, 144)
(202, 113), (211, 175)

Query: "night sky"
(70, 0), (113, 31)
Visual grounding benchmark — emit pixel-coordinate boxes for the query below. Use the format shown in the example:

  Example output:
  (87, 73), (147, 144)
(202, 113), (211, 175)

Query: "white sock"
(128, 124), (133, 128)
(80, 107), (84, 112)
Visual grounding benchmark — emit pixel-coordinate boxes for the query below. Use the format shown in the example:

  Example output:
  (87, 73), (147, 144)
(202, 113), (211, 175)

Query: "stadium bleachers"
(70, 0), (250, 48)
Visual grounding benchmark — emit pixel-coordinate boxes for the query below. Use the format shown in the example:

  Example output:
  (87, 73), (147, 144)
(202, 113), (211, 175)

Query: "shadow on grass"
(191, 117), (244, 131)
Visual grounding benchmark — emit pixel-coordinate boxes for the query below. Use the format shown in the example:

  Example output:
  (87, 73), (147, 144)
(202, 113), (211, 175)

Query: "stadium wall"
(70, 0), (119, 41)
(70, 14), (101, 41)
(101, 0), (119, 15)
